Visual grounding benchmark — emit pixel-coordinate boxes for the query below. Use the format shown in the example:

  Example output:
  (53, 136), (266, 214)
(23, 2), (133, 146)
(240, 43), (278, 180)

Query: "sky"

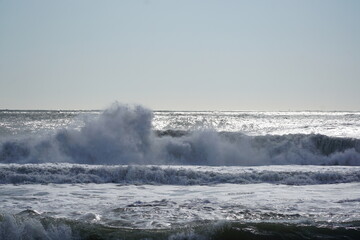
(0, 0), (359, 111)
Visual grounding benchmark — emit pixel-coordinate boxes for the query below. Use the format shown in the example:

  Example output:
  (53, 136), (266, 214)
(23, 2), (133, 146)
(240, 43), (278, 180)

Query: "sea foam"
(0, 164), (359, 185)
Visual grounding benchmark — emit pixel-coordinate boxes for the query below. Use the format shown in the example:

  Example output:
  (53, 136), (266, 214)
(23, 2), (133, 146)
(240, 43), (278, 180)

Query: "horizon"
(1, 106), (359, 112)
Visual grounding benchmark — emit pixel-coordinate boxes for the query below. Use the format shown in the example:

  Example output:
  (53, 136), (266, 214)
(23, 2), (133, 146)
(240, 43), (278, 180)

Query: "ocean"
(0, 103), (359, 239)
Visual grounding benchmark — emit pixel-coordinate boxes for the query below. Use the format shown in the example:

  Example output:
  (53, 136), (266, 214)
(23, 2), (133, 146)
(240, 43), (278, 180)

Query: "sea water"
(0, 104), (359, 239)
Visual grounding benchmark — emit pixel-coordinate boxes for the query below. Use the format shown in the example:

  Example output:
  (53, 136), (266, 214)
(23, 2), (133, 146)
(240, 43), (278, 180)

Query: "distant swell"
(0, 103), (359, 166)
(0, 164), (359, 185)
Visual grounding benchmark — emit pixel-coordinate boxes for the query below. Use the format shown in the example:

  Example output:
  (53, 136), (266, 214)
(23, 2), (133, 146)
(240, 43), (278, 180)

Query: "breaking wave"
(0, 164), (359, 185)
(1, 213), (359, 240)
(0, 103), (359, 166)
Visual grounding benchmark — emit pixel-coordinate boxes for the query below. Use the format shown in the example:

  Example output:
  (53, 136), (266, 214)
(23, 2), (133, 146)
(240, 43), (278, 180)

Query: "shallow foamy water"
(1, 165), (359, 230)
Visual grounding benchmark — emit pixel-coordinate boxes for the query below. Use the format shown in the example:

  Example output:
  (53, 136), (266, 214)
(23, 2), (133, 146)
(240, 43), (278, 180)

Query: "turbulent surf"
(1, 103), (360, 239)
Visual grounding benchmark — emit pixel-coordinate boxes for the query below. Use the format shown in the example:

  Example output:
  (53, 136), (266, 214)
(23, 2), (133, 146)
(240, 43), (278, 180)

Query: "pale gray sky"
(0, 0), (359, 110)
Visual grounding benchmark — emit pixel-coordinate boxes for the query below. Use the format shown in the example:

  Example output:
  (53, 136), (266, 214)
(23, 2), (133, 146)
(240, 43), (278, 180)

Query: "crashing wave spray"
(0, 103), (359, 166)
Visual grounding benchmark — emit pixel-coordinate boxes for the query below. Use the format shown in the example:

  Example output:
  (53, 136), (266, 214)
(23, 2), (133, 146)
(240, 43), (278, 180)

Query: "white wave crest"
(0, 164), (359, 185)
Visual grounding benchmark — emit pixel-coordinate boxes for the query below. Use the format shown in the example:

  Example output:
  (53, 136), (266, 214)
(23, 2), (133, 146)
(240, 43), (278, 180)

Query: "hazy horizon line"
(1, 108), (359, 113)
